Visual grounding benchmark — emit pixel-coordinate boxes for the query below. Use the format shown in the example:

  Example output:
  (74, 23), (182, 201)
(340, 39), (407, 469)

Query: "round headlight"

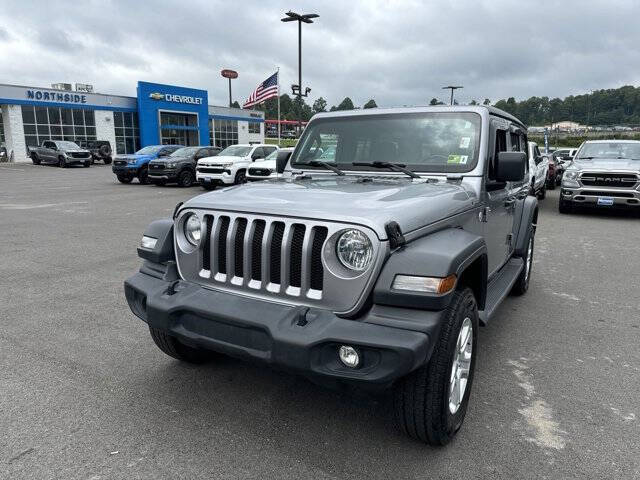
(184, 213), (202, 245)
(336, 229), (373, 271)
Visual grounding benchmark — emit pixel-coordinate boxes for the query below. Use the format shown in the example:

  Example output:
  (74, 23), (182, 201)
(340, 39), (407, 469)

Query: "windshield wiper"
(352, 161), (421, 179)
(306, 160), (345, 176)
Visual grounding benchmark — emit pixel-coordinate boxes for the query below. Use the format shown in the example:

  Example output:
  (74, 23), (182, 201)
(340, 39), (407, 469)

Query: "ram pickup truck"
(559, 139), (640, 213)
(112, 145), (183, 184)
(124, 106), (538, 446)
(30, 140), (92, 167)
(196, 144), (278, 189)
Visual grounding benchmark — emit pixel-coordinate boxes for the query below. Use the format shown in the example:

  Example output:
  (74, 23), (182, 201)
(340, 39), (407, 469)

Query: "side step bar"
(478, 257), (524, 326)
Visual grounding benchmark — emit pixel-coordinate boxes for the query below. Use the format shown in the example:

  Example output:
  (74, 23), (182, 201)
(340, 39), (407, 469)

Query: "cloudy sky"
(1, 0), (639, 109)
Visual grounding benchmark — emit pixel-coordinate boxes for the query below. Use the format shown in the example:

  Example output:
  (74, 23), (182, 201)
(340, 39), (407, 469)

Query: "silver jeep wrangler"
(125, 106), (538, 445)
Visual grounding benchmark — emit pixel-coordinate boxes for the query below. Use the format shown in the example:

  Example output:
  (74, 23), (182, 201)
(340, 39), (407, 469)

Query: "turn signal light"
(392, 274), (457, 294)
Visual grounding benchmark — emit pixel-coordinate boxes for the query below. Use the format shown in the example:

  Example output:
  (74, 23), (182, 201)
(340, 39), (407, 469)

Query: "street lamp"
(281, 11), (319, 135)
(442, 85), (463, 105)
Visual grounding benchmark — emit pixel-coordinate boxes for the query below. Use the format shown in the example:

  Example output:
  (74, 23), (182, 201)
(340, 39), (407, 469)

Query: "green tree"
(483, 98), (491, 105)
(312, 97), (327, 114)
(429, 98), (444, 105)
(334, 97), (355, 111)
(231, 101), (240, 109)
(363, 99), (378, 109)
(469, 99), (478, 105)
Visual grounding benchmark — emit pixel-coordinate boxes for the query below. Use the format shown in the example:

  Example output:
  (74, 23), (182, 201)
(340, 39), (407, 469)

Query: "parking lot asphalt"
(1, 163), (639, 479)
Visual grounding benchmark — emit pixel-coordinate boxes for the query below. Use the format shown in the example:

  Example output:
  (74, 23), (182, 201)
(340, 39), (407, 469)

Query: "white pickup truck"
(528, 141), (549, 199)
(196, 144), (278, 190)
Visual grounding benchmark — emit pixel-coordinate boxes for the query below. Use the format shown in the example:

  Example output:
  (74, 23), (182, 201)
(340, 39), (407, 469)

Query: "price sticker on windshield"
(459, 137), (471, 149)
(447, 155), (468, 164)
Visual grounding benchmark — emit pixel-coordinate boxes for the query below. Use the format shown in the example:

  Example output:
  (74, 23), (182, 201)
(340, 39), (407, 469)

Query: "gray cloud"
(0, 0), (638, 109)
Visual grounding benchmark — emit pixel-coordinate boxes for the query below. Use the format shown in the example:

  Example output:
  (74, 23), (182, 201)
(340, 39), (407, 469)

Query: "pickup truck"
(196, 144), (278, 189)
(124, 105), (538, 445)
(112, 145), (183, 184)
(30, 140), (92, 167)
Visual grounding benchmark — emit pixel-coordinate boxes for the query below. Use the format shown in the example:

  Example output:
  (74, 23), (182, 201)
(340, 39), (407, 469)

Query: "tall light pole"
(281, 11), (318, 135)
(221, 69), (238, 108)
(443, 85), (463, 105)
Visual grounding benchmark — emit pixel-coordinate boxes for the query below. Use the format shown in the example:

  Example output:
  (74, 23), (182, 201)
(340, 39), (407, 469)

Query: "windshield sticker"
(459, 137), (471, 149)
(464, 121), (472, 129)
(448, 155), (468, 164)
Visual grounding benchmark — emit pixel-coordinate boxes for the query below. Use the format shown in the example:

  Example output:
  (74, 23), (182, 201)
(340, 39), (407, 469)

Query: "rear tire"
(31, 153), (41, 165)
(178, 169), (194, 187)
(148, 327), (210, 364)
(393, 287), (478, 445)
(117, 174), (133, 184)
(138, 166), (149, 185)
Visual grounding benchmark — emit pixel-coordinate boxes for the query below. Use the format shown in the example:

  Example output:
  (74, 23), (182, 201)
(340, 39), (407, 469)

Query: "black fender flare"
(373, 228), (487, 311)
(513, 196), (538, 258)
(137, 218), (175, 264)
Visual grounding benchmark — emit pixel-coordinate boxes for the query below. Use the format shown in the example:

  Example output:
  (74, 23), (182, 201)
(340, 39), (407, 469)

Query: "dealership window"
(0, 112), (4, 144)
(21, 105), (96, 153)
(213, 119), (238, 148)
(248, 121), (260, 134)
(208, 119), (214, 146)
(114, 111), (140, 154)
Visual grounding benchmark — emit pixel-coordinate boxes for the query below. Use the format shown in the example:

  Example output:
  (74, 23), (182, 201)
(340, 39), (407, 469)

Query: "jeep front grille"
(200, 214), (328, 296)
(174, 210), (384, 314)
(580, 173), (638, 188)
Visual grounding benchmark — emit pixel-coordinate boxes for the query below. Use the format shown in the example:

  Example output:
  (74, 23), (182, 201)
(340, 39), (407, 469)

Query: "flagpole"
(277, 67), (281, 147)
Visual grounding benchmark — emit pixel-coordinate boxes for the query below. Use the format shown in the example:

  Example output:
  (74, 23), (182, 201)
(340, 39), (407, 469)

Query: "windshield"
(136, 146), (163, 155)
(219, 146), (252, 157)
(576, 142), (640, 161)
(170, 147), (199, 157)
(290, 112), (481, 173)
(56, 141), (80, 149)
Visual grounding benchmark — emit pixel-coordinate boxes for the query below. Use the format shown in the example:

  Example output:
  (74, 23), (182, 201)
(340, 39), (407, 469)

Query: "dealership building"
(0, 81), (265, 162)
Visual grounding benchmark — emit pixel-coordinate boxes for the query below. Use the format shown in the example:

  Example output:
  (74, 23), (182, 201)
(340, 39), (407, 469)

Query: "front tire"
(393, 287), (478, 446)
(558, 198), (573, 214)
(58, 157), (66, 168)
(117, 174), (133, 184)
(148, 327), (210, 364)
(234, 170), (246, 185)
(83, 161), (91, 168)
(138, 166), (149, 185)
(537, 184), (546, 200)
(511, 226), (535, 296)
(178, 169), (195, 187)
(201, 183), (215, 191)
(31, 153), (41, 165)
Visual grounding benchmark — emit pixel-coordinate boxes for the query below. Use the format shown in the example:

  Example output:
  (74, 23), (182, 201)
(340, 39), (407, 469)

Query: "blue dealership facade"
(0, 81), (264, 162)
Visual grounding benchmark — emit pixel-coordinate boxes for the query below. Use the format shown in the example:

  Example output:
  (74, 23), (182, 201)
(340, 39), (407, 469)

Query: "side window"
(489, 129), (508, 181)
(509, 132), (520, 152)
(534, 146), (541, 158)
(264, 146), (277, 156)
(252, 147), (264, 159)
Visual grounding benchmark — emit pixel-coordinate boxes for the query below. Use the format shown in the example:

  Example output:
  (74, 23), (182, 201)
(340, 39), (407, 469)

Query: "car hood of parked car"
(150, 155), (192, 164)
(62, 148), (91, 153)
(184, 175), (475, 239)
(115, 154), (156, 162)
(199, 155), (245, 165)
(248, 159), (276, 171)
(569, 158), (640, 172)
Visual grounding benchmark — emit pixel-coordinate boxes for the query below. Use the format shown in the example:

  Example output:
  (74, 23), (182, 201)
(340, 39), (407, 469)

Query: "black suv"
(148, 146), (222, 187)
(78, 140), (113, 164)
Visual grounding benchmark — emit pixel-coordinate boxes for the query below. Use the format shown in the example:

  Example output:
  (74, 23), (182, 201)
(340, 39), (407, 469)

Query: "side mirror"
(534, 156), (542, 165)
(496, 152), (526, 182)
(276, 150), (292, 174)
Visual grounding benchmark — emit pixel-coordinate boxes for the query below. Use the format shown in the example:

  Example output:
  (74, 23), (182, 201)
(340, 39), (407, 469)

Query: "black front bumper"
(125, 269), (443, 387)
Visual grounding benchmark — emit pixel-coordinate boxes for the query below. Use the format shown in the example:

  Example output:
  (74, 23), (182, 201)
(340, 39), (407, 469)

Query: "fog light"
(338, 345), (360, 368)
(141, 235), (157, 249)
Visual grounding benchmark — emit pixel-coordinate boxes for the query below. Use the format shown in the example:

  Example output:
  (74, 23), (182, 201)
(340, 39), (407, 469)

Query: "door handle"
(504, 198), (516, 208)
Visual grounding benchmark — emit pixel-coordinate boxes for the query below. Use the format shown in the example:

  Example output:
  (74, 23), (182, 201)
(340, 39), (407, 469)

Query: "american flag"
(243, 71), (279, 108)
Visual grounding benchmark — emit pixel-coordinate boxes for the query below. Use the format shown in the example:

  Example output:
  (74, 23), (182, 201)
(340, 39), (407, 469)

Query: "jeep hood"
(571, 158), (640, 172)
(184, 176), (475, 239)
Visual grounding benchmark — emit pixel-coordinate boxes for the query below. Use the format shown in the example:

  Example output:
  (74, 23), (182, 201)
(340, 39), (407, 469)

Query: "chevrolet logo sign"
(149, 92), (165, 100)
